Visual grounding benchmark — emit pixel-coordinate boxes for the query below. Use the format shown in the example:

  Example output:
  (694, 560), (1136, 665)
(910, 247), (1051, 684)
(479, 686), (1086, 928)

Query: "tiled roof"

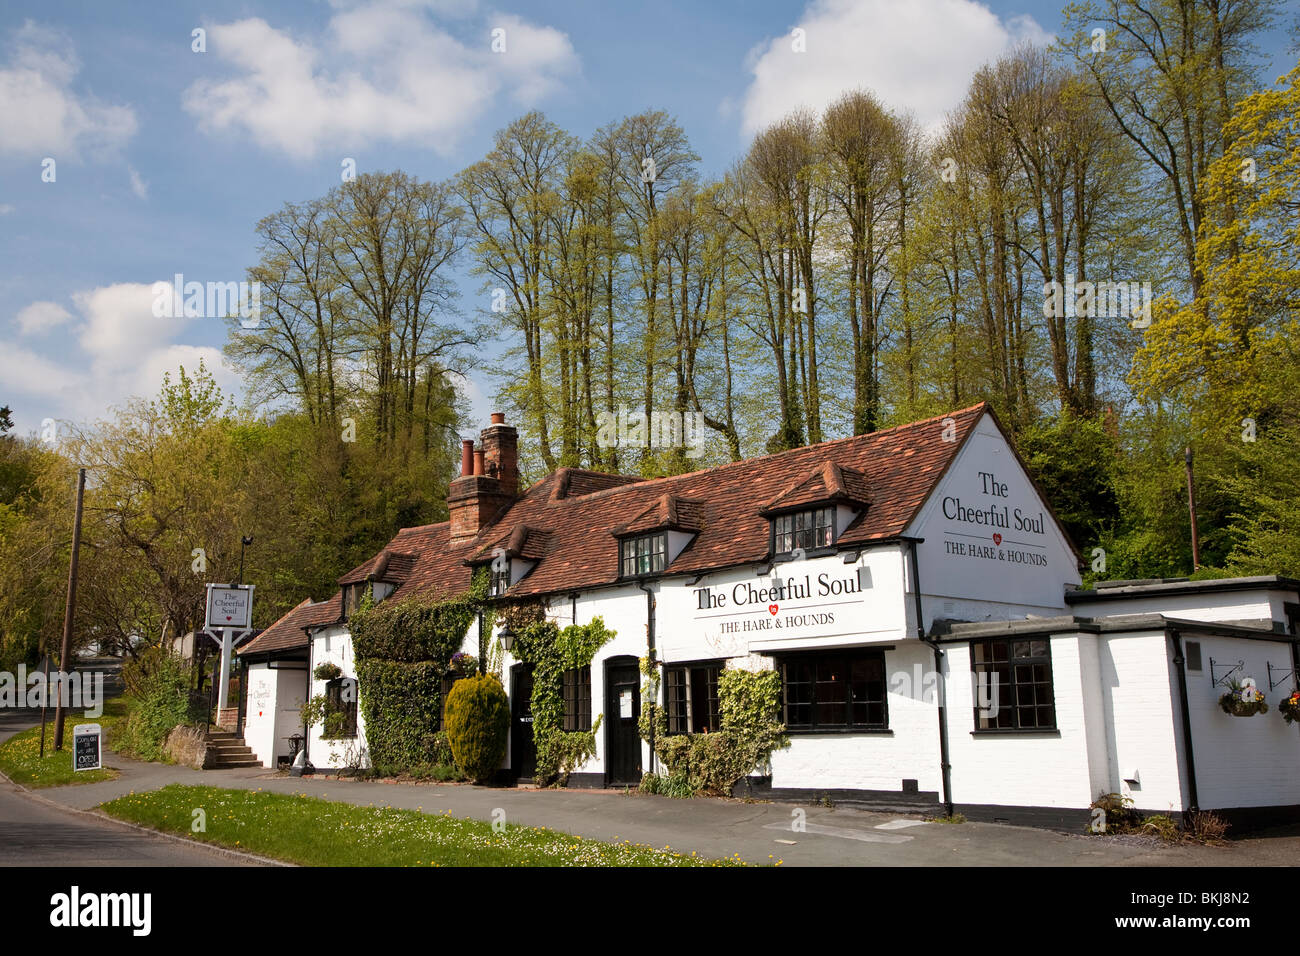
(337, 549), (419, 586)
(760, 461), (871, 515)
(238, 598), (318, 656)
(611, 493), (706, 537)
(249, 403), (990, 621)
(475, 403), (989, 598)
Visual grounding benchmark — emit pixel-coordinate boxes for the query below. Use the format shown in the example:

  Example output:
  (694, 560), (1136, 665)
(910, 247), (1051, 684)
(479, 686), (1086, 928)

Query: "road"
(0, 711), (250, 867)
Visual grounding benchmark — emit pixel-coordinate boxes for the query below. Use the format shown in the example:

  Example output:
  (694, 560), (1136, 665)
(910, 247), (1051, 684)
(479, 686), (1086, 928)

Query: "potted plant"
(314, 661), (343, 682)
(1219, 680), (1268, 717)
(1279, 690), (1300, 725)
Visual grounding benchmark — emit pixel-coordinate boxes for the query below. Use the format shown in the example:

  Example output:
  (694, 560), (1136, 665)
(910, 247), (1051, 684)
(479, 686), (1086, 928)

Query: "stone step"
(209, 758), (262, 768)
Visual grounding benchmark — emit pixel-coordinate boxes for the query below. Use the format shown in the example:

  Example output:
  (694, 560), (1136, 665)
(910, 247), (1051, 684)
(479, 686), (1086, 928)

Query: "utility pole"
(53, 467), (86, 751)
(1185, 447), (1201, 571)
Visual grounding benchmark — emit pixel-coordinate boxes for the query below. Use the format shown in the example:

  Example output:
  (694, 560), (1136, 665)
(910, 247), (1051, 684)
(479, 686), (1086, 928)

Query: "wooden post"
(53, 467), (85, 751)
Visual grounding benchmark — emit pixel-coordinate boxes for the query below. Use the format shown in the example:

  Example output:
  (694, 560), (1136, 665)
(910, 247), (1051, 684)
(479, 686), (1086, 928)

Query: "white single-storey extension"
(237, 405), (1300, 829)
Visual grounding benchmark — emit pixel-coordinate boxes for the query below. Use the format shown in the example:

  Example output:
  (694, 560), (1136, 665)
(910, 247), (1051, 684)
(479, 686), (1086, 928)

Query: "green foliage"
(300, 693), (350, 739)
(443, 673), (510, 783)
(508, 616), (616, 786)
(648, 668), (788, 797)
(353, 659), (444, 775)
(1017, 414), (1120, 553)
(350, 590), (479, 663)
(115, 649), (206, 762)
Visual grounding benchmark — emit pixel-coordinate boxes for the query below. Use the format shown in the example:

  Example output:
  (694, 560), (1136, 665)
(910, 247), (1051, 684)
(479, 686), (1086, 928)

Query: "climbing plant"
(509, 615), (615, 786)
(640, 666), (788, 797)
(348, 567), (491, 774)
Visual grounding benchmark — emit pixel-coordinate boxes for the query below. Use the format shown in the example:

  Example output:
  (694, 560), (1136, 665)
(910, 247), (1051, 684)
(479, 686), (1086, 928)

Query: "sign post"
(73, 722), (101, 771)
(204, 584), (254, 713)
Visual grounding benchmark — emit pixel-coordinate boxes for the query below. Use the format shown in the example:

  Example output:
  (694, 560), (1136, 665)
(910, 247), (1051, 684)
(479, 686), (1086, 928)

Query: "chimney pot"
(474, 448), (486, 476)
(460, 439), (474, 477)
(490, 412), (506, 425)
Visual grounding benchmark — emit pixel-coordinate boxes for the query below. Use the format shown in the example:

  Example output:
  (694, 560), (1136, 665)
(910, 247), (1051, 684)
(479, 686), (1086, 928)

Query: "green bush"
(443, 673), (509, 784)
(115, 649), (206, 761)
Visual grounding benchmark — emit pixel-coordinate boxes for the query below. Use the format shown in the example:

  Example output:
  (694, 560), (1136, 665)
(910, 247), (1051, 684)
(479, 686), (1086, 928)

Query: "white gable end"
(907, 411), (1081, 619)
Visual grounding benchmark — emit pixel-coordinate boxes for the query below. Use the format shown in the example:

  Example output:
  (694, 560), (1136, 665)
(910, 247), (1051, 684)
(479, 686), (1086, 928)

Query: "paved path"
(4, 713), (1293, 866)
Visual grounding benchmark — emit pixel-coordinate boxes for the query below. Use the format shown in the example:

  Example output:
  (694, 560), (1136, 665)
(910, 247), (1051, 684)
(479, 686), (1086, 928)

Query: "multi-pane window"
(324, 678), (358, 738)
(490, 560), (511, 597)
(779, 650), (887, 731)
(620, 532), (667, 578)
(664, 662), (722, 734)
(971, 639), (1056, 730)
(562, 667), (592, 731)
(773, 507), (835, 555)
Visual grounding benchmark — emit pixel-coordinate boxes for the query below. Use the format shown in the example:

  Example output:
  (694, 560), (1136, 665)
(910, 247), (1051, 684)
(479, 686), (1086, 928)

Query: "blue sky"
(1, 0), (1294, 437)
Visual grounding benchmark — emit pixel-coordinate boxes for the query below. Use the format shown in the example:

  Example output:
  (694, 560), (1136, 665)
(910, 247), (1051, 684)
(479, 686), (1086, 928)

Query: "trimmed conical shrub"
(444, 673), (510, 783)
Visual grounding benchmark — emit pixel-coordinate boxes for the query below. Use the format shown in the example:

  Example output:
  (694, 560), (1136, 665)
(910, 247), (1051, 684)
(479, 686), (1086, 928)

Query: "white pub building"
(238, 405), (1300, 829)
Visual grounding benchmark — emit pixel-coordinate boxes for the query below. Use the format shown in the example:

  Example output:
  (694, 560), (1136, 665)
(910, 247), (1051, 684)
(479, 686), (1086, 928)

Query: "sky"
(1, 0), (1294, 439)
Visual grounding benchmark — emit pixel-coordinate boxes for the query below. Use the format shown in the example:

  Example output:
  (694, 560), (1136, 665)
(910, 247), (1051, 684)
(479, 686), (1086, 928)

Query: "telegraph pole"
(53, 467), (86, 751)
(1185, 447), (1201, 571)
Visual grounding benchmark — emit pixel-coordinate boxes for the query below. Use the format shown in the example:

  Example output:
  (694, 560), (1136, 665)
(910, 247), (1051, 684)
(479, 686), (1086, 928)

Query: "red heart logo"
(769, 604), (779, 615)
(992, 534), (1002, 546)
(226, 615), (232, 621)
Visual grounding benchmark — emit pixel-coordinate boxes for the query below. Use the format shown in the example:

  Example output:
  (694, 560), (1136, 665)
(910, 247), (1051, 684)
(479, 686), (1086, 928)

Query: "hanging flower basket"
(1219, 681), (1268, 717)
(449, 652), (477, 675)
(1279, 691), (1300, 725)
(313, 661), (343, 682)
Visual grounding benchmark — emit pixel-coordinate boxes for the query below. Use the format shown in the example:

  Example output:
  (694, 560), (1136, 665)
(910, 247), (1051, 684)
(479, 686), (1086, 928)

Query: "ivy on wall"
(640, 667), (788, 797)
(509, 614), (615, 786)
(348, 567), (490, 775)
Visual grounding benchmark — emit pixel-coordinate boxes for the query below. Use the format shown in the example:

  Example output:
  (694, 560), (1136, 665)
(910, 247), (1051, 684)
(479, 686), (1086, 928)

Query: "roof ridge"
(549, 402), (988, 507)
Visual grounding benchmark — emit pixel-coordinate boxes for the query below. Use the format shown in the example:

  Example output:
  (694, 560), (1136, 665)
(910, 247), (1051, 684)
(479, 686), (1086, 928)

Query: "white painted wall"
(306, 624), (368, 770)
(1070, 587), (1294, 626)
(243, 662), (308, 768)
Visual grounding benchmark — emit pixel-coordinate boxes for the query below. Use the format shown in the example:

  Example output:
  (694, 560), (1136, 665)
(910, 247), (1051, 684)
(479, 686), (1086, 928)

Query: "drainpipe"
(1169, 628), (1200, 814)
(904, 537), (953, 818)
(639, 581), (657, 775)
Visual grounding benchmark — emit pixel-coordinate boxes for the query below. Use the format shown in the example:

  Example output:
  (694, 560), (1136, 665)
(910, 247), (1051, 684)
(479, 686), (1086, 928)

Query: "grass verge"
(0, 697), (127, 788)
(101, 784), (753, 867)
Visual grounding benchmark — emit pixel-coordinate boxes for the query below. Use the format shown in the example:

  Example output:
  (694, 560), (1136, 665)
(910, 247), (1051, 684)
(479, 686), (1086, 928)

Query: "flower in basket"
(450, 651), (477, 674)
(313, 661), (343, 682)
(1218, 679), (1268, 717)
(1280, 690), (1300, 725)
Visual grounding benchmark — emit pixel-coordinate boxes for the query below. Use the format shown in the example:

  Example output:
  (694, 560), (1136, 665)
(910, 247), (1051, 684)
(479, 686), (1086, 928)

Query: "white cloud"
(0, 20), (138, 159)
(737, 0), (1053, 138)
(5, 284), (240, 432)
(15, 300), (72, 335)
(128, 165), (148, 199)
(182, 5), (579, 159)
(0, 204), (13, 215)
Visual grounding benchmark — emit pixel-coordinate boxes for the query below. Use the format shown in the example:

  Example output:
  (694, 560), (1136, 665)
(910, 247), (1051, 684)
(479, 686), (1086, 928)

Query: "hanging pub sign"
(205, 583), (253, 631)
(73, 723), (101, 771)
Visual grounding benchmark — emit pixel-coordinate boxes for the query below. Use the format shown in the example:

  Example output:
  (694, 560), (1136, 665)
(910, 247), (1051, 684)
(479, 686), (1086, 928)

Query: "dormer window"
(490, 559), (511, 597)
(621, 532), (667, 578)
(773, 506), (835, 556)
(342, 582), (367, 618)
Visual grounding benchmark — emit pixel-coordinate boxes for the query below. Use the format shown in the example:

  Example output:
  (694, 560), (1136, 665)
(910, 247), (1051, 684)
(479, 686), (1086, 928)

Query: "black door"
(510, 663), (536, 781)
(604, 658), (641, 786)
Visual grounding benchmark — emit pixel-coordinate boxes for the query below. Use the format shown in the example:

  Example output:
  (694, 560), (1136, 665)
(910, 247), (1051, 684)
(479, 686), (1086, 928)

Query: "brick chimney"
(479, 412), (519, 499)
(447, 414), (518, 545)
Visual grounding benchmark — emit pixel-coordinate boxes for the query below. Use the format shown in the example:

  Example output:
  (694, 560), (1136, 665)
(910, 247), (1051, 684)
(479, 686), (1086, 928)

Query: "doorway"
(510, 663), (536, 781)
(604, 657), (641, 786)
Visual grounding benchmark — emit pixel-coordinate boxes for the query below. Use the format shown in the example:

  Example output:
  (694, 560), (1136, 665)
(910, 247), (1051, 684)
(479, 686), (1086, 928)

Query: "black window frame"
(970, 638), (1057, 732)
(778, 649), (888, 733)
(562, 666), (592, 732)
(664, 660), (723, 735)
(771, 506), (836, 557)
(324, 677), (358, 739)
(619, 532), (667, 579)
